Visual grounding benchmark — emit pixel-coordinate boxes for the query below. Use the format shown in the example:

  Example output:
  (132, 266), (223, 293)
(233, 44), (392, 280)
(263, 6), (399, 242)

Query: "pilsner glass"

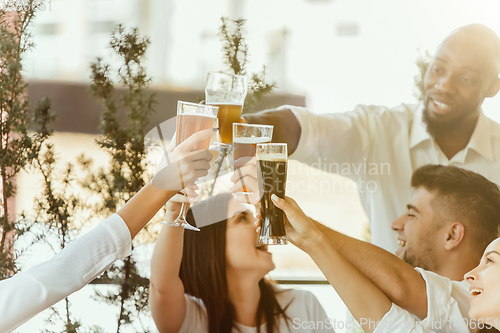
(163, 101), (219, 231)
(256, 143), (288, 245)
(205, 72), (248, 145)
(233, 123), (273, 195)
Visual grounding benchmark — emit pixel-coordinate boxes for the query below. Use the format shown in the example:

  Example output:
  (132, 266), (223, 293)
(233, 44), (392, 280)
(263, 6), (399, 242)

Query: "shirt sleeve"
(415, 268), (471, 333)
(284, 104), (415, 180)
(178, 294), (208, 333)
(302, 291), (336, 332)
(374, 303), (436, 333)
(0, 214), (132, 332)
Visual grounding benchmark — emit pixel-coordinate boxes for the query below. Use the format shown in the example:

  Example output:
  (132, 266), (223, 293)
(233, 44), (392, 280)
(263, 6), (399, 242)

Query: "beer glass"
(233, 123), (273, 195)
(256, 143), (288, 245)
(205, 72), (248, 146)
(163, 101), (219, 231)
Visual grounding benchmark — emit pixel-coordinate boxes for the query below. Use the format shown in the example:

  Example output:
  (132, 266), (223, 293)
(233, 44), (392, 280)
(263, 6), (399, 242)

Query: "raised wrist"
(301, 229), (328, 254)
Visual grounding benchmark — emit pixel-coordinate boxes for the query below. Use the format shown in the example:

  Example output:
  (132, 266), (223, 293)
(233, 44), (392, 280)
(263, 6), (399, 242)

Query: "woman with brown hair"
(149, 192), (332, 333)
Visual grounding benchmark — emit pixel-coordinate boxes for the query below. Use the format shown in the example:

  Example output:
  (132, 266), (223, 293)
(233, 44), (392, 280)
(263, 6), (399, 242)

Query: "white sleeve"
(285, 104), (410, 182)
(374, 303), (436, 333)
(178, 294), (208, 333)
(303, 291), (335, 332)
(415, 268), (471, 333)
(0, 214), (132, 333)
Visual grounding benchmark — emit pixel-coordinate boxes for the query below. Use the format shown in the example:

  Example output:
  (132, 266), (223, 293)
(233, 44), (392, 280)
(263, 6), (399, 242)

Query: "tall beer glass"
(164, 101), (219, 231)
(205, 72), (247, 145)
(233, 123), (273, 195)
(256, 143), (288, 245)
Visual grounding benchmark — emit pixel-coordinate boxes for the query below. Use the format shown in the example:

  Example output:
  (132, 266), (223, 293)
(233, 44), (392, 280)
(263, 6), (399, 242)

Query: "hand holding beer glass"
(257, 143), (288, 245)
(233, 123), (273, 196)
(162, 101), (219, 231)
(205, 72), (248, 146)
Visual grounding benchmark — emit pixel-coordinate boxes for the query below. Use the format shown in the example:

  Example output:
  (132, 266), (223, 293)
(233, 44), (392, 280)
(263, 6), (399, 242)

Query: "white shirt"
(288, 103), (500, 252)
(374, 268), (474, 333)
(179, 288), (335, 332)
(374, 304), (436, 333)
(0, 214), (132, 333)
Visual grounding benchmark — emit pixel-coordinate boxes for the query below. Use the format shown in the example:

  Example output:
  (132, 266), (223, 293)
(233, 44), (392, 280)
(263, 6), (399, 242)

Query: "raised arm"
(0, 129), (214, 333)
(149, 194), (189, 333)
(271, 196), (391, 333)
(313, 220), (428, 319)
(243, 108), (301, 155)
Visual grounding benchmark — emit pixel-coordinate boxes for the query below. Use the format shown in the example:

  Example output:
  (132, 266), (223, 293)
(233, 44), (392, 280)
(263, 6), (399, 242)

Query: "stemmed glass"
(162, 101), (219, 231)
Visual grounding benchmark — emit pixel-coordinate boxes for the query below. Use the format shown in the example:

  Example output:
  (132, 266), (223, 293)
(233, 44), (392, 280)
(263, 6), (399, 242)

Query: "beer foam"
(233, 137), (271, 144)
(207, 102), (243, 106)
(257, 153), (287, 162)
(178, 113), (217, 119)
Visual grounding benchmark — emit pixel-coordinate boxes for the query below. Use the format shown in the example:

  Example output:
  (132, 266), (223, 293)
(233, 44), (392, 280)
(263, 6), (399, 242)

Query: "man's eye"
(407, 213), (415, 218)
(461, 76), (476, 85)
(431, 66), (443, 74)
(486, 257), (494, 264)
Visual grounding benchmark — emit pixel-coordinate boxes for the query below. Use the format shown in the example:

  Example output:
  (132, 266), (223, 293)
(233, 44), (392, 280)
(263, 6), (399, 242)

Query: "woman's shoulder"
(273, 286), (322, 307)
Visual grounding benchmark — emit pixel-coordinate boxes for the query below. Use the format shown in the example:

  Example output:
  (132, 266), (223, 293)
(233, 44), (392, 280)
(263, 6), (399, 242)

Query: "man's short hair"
(411, 164), (500, 257)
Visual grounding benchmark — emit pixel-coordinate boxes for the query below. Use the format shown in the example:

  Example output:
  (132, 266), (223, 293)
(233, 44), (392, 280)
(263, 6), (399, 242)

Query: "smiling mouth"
(431, 98), (453, 111)
(397, 239), (406, 247)
(470, 288), (483, 297)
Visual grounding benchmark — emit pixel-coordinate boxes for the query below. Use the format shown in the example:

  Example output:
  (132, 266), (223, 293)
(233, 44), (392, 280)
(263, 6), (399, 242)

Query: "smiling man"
(243, 24), (500, 252)
(302, 164), (500, 332)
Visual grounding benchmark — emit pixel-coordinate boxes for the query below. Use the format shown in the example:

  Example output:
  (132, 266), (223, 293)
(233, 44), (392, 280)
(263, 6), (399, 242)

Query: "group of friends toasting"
(3, 23), (500, 333)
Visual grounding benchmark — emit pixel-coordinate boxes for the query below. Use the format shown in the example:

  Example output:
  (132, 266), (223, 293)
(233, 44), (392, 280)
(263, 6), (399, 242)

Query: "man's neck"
(226, 269), (263, 327)
(434, 113), (479, 160)
(434, 252), (478, 281)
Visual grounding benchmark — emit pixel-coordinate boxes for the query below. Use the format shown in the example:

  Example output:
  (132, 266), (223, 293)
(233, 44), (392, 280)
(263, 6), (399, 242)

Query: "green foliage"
(87, 24), (156, 332)
(218, 17), (277, 114)
(0, 2), (55, 279)
(414, 50), (432, 101)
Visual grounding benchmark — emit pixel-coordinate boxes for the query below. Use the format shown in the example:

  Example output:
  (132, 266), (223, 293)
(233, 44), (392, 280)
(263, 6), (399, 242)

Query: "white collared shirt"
(0, 214), (132, 333)
(288, 103), (500, 251)
(374, 268), (476, 333)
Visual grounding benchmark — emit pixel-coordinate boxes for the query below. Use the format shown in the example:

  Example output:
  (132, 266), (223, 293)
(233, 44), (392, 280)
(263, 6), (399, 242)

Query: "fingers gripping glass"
(162, 101), (219, 231)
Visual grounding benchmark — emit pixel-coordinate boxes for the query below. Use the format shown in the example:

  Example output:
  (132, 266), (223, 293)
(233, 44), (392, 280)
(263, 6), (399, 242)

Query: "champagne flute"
(163, 101), (219, 231)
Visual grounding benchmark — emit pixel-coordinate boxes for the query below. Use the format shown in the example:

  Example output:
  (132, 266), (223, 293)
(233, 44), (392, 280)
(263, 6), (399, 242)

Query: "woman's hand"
(152, 128), (214, 192)
(164, 186), (198, 222)
(270, 195), (323, 251)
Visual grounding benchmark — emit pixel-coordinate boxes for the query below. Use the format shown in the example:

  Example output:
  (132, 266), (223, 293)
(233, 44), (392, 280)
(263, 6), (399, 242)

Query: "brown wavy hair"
(179, 193), (290, 333)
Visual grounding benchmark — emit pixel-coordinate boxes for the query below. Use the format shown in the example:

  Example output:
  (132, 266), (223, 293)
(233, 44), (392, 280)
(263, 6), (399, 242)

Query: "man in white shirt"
(265, 164), (500, 332)
(0, 129), (214, 333)
(313, 164), (500, 332)
(244, 24), (500, 252)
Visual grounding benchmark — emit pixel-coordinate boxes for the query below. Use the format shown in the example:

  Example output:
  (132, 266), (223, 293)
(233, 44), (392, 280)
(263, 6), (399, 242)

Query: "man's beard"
(422, 104), (463, 138)
(402, 240), (438, 272)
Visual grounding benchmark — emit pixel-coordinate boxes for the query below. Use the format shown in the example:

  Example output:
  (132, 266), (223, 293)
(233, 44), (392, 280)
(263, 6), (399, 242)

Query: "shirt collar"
(410, 103), (494, 162)
(467, 111), (494, 162)
(409, 103), (431, 149)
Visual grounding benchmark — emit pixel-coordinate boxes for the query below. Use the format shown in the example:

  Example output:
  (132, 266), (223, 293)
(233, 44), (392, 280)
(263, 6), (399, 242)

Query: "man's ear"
(486, 77), (500, 98)
(444, 222), (465, 250)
